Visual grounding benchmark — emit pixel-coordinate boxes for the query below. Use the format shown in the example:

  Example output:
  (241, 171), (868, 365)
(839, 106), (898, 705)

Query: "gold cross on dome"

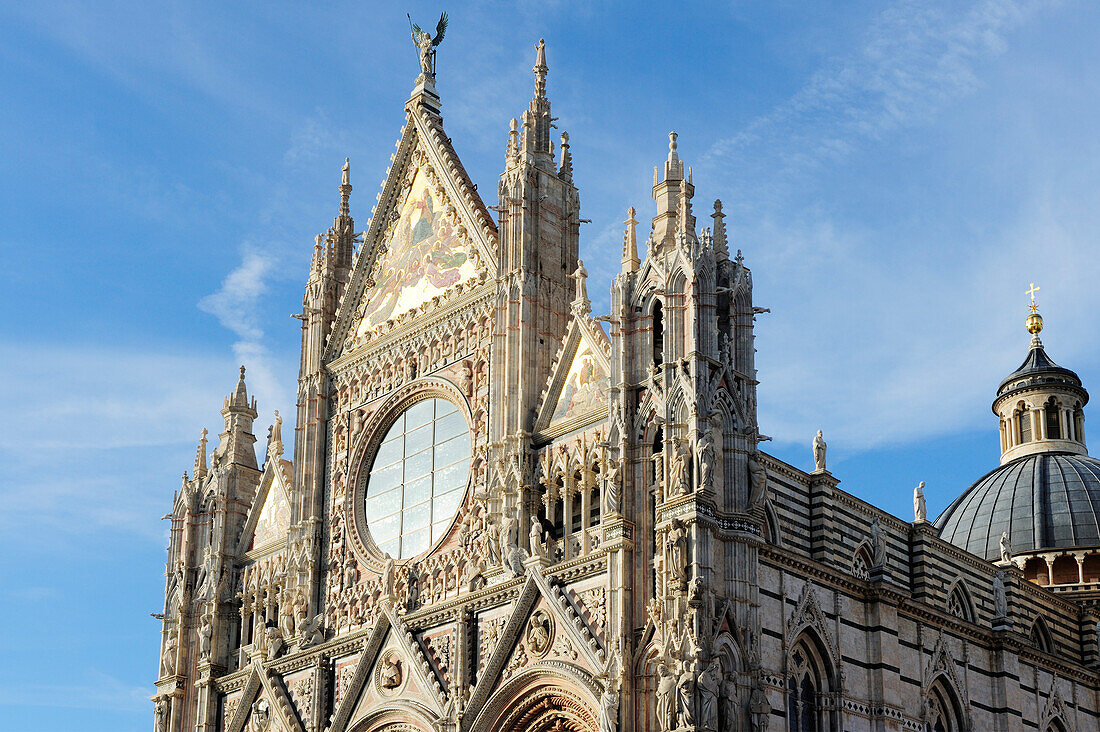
(1026, 282), (1040, 312)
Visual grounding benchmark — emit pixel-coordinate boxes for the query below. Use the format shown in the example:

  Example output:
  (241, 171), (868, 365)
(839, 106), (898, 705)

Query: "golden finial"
(1025, 282), (1043, 335)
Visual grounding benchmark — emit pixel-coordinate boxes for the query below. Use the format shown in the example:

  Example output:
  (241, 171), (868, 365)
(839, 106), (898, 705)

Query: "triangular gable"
(225, 662), (304, 732)
(237, 458), (293, 555)
(329, 602), (446, 732)
(534, 314), (612, 439)
(327, 94), (498, 360)
(465, 568), (606, 729)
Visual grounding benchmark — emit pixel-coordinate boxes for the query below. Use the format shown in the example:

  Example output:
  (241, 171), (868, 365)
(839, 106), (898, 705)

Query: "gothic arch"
(924, 676), (967, 732)
(469, 665), (600, 732)
(946, 579), (977, 623)
(346, 699), (437, 732)
(1030, 615), (1056, 655)
(785, 628), (838, 732)
(850, 543), (873, 581)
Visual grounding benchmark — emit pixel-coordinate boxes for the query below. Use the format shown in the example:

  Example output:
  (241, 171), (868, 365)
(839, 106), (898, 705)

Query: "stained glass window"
(365, 398), (470, 559)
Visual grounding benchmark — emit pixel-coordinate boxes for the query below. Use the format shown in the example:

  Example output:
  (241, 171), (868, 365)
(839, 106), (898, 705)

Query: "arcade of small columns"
(1014, 548), (1100, 588)
(537, 439), (610, 561)
(997, 396), (1085, 454)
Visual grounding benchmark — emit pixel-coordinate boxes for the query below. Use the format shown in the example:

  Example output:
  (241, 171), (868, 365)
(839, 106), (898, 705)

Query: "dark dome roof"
(996, 341), (1084, 398)
(934, 452), (1100, 560)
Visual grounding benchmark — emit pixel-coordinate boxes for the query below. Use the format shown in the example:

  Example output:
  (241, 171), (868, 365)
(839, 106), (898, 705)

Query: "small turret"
(652, 132), (693, 247)
(993, 285), (1088, 463)
(217, 366), (258, 469)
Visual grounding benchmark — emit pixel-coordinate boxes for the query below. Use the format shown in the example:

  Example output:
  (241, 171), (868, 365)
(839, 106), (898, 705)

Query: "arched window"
(1045, 717), (1069, 732)
(926, 678), (965, 732)
(946, 582), (975, 623)
(1017, 403), (1032, 443)
(851, 547), (871, 581)
(786, 633), (833, 732)
(1045, 398), (1061, 439)
(652, 300), (664, 366)
(1029, 616), (1055, 654)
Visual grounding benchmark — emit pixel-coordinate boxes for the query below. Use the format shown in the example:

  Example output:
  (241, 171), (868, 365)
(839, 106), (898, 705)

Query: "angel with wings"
(409, 11), (448, 77)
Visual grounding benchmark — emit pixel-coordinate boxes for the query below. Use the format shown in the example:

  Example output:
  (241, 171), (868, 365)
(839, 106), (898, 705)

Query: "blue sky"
(3, 1), (1100, 729)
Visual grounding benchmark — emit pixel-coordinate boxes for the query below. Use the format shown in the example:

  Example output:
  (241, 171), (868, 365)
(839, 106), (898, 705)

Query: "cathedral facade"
(153, 39), (1100, 732)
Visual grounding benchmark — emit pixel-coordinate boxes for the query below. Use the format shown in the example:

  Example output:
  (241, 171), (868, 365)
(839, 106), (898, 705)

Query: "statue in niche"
(812, 429), (827, 471)
(198, 612), (213, 661)
(154, 698), (169, 732)
(676, 664), (696, 728)
(697, 427), (716, 491)
(1000, 531), (1013, 563)
(527, 610), (553, 655)
(747, 451), (768, 508)
(869, 517), (887, 568)
(720, 672), (739, 732)
(264, 624), (284, 661)
(599, 685), (619, 732)
(698, 656), (721, 729)
(380, 652), (402, 689)
(673, 440), (693, 496)
(160, 627), (178, 677)
(667, 519), (689, 587)
(381, 554), (395, 600)
(343, 557), (358, 591)
(914, 481), (927, 522)
(993, 570), (1008, 619)
(656, 662), (677, 732)
(749, 681), (771, 731)
(604, 459), (622, 515)
(245, 699), (270, 732)
(406, 565), (420, 612)
(529, 520), (548, 560)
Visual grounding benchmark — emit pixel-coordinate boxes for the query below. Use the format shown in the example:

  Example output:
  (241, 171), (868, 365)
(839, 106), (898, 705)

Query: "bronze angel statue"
(408, 11), (448, 78)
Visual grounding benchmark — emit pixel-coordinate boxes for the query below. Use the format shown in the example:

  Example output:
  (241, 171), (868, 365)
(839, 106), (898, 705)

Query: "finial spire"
(229, 365), (251, 409)
(558, 132), (573, 181)
(194, 428), (209, 477)
(534, 39), (548, 99)
(622, 207), (640, 272)
(711, 200), (728, 259)
(1026, 282), (1044, 346)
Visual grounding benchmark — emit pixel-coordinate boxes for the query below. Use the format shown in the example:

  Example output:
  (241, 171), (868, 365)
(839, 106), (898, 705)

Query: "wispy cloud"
(693, 0), (1096, 452)
(705, 0), (1043, 190)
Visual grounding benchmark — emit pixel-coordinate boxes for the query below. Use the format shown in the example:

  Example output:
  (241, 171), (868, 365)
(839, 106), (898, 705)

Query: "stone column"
(1033, 408), (1045, 440)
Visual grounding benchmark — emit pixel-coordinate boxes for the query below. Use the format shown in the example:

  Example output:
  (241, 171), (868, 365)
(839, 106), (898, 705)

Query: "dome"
(934, 452), (1100, 560)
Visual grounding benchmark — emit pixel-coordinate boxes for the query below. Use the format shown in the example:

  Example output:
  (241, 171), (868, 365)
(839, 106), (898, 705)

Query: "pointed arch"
(1030, 615), (1056, 655)
(850, 543), (873, 581)
(925, 675), (966, 732)
(785, 628), (838, 732)
(946, 579), (977, 624)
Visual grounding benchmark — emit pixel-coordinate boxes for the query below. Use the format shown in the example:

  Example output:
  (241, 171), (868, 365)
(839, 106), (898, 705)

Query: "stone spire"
(520, 39), (554, 170)
(711, 199), (729, 259)
(218, 366), (258, 469)
(193, 428), (208, 480)
(330, 158), (355, 269)
(652, 132), (692, 247)
(621, 207), (640, 273)
(558, 132), (573, 182)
